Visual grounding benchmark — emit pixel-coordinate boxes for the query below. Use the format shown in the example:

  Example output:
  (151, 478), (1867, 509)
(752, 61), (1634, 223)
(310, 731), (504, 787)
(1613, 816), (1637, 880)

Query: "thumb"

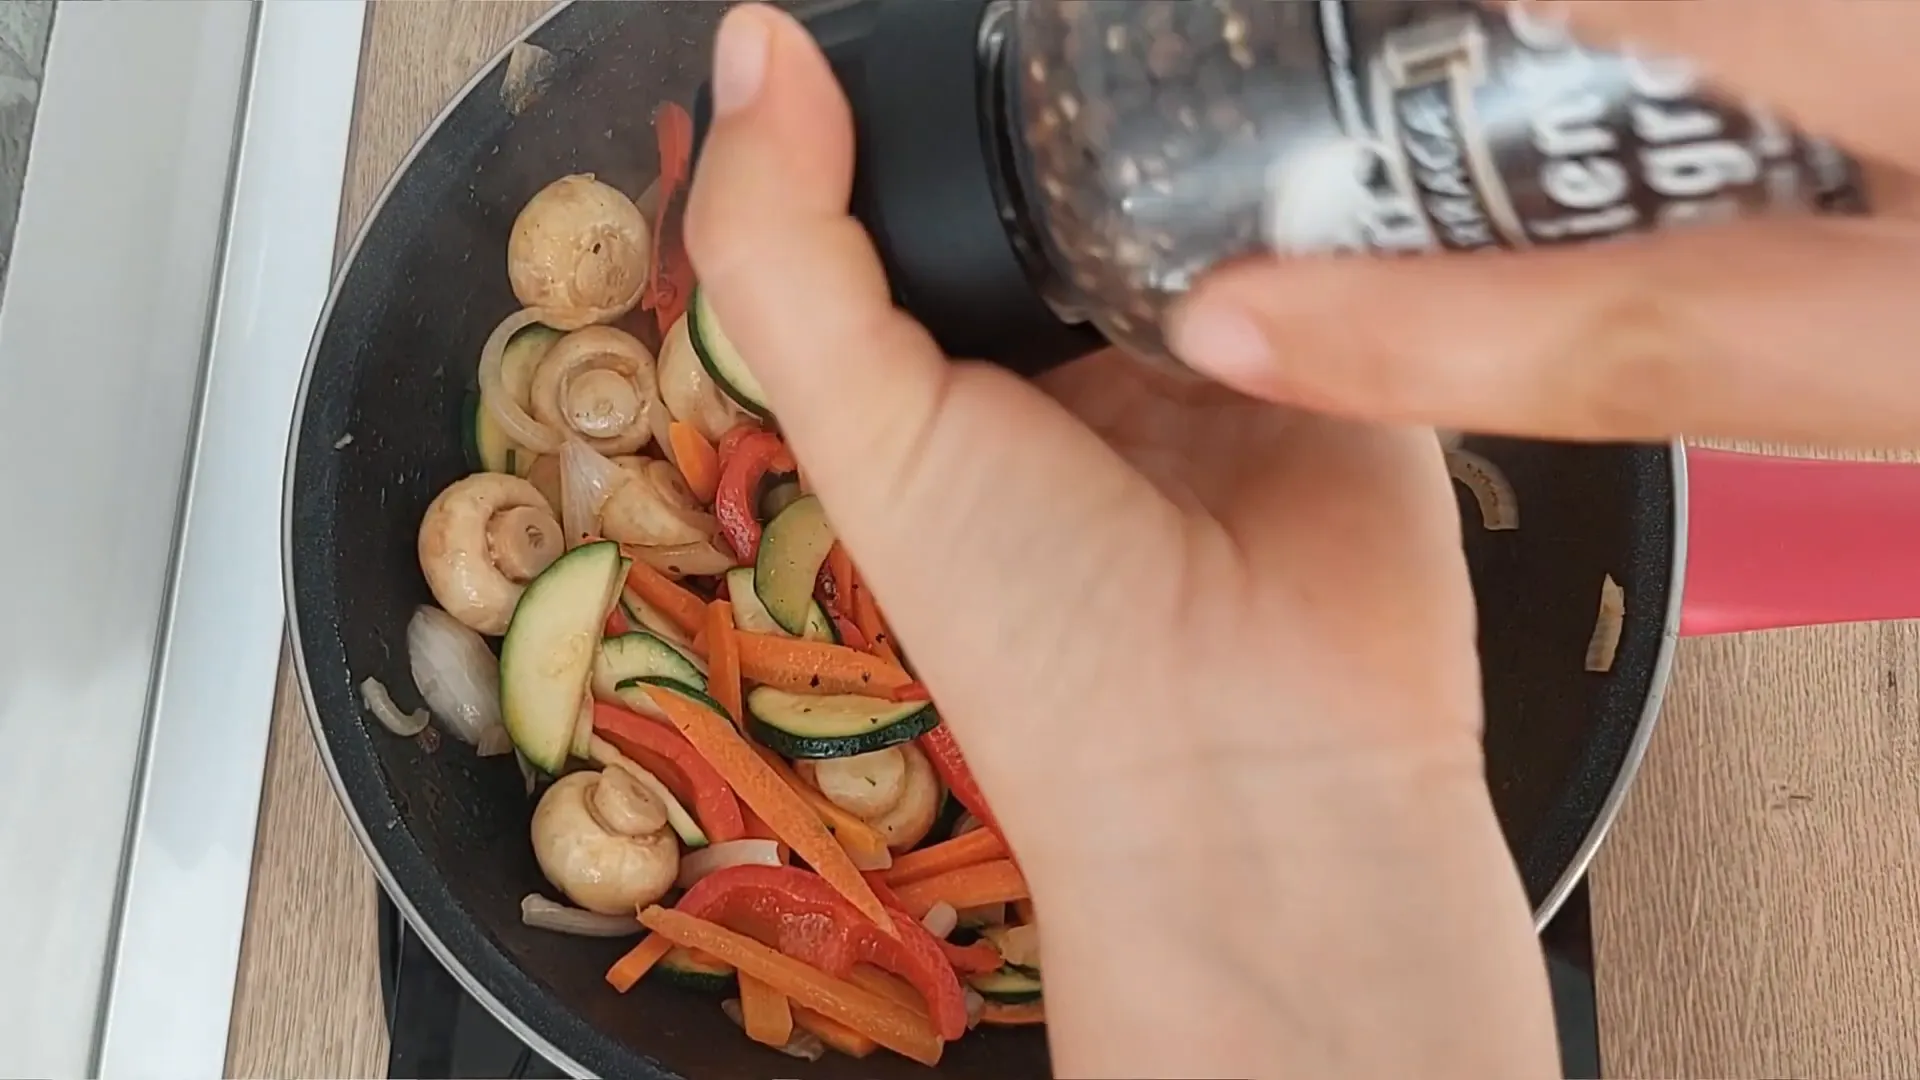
(686, 6), (1171, 689)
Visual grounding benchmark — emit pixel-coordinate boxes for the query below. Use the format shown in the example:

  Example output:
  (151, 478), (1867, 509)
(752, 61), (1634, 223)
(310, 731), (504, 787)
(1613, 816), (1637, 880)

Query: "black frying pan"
(285, 2), (1920, 1075)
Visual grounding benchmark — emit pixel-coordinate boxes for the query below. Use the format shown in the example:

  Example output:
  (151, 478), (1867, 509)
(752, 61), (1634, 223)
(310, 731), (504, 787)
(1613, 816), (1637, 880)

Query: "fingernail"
(713, 7), (771, 116)
(1167, 301), (1273, 384)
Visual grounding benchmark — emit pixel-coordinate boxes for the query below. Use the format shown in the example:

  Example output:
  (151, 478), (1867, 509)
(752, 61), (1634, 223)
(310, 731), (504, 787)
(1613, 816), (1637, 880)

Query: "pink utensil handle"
(1681, 448), (1920, 636)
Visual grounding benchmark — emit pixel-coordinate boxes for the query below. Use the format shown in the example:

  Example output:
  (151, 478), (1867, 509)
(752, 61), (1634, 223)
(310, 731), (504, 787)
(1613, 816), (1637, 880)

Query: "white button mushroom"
(530, 769), (680, 916)
(799, 743), (942, 852)
(528, 326), (662, 457)
(657, 313), (749, 443)
(600, 456), (720, 548)
(417, 473), (564, 635)
(507, 174), (651, 330)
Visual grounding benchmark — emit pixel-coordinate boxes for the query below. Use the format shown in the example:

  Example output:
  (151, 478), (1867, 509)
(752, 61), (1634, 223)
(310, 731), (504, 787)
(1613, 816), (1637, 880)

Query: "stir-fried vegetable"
(402, 154), (1047, 1065)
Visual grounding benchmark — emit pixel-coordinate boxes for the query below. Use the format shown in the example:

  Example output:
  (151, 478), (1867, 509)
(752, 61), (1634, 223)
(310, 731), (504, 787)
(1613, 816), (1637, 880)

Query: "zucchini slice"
(688, 287), (770, 418)
(967, 967), (1042, 1005)
(754, 494), (835, 636)
(745, 686), (937, 759)
(655, 947), (736, 993)
(593, 631), (708, 703)
(725, 567), (836, 644)
(585, 735), (709, 849)
(500, 541), (624, 774)
(620, 676), (735, 722)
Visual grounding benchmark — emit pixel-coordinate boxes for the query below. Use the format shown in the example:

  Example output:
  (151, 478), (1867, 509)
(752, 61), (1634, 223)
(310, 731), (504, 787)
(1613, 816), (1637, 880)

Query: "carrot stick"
(981, 1001), (1046, 1026)
(892, 859), (1029, 919)
(625, 558), (707, 636)
(850, 570), (900, 664)
(606, 934), (672, 993)
(754, 744), (893, 870)
(793, 1007), (878, 1058)
(708, 600), (743, 725)
(826, 544), (856, 621)
(847, 965), (927, 1015)
(639, 906), (944, 1066)
(739, 975), (795, 1048)
(643, 684), (894, 931)
(734, 631), (914, 696)
(670, 421), (721, 503)
(885, 828), (1008, 887)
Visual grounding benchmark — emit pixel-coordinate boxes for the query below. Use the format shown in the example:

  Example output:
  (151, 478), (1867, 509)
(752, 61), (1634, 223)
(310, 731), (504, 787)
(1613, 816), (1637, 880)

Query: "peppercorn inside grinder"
(694, 0), (1863, 378)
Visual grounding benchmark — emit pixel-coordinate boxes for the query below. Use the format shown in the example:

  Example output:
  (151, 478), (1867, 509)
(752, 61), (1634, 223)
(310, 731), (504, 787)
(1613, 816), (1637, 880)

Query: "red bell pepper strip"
(592, 702), (746, 842)
(862, 871), (1003, 974)
(641, 103), (696, 335)
(677, 865), (969, 1041)
(716, 422), (761, 464)
(714, 431), (796, 563)
(918, 724), (1002, 839)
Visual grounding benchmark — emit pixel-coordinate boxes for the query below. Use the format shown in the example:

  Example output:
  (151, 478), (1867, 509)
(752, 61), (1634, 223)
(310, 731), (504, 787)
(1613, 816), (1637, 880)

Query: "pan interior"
(286, 3), (1674, 1076)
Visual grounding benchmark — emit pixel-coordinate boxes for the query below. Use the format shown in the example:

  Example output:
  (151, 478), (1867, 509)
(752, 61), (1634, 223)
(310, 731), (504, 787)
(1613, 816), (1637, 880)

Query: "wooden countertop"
(225, 3), (1920, 1077)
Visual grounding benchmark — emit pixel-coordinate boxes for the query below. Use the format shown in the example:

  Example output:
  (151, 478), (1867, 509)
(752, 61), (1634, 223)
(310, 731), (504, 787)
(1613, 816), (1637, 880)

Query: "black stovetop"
(380, 884), (1600, 1078)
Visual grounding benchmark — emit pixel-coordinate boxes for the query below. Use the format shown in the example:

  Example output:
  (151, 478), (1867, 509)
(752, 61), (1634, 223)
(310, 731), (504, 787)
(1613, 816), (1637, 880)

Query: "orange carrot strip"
(892, 859), (1029, 919)
(850, 571), (900, 665)
(793, 1007), (878, 1058)
(606, 934), (672, 993)
(885, 828), (1009, 887)
(670, 421), (721, 503)
(734, 631), (914, 696)
(643, 684), (894, 931)
(827, 544), (856, 619)
(981, 1001), (1046, 1026)
(639, 906), (944, 1066)
(753, 744), (893, 871)
(708, 600), (743, 725)
(739, 975), (795, 1048)
(625, 558), (707, 636)
(848, 965), (928, 1015)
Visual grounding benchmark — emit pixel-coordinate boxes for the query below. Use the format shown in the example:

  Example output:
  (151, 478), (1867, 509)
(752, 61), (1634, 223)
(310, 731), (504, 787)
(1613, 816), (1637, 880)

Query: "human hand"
(1168, 1), (1920, 450)
(687, 5), (1556, 1076)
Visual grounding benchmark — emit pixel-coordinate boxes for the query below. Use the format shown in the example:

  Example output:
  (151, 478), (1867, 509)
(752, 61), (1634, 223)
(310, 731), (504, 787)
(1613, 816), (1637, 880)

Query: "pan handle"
(1681, 448), (1920, 636)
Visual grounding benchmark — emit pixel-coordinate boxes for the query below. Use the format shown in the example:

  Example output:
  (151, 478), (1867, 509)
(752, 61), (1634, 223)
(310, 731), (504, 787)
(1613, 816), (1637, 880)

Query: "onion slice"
(361, 677), (428, 737)
(559, 438), (633, 547)
(676, 839), (785, 890)
(964, 989), (987, 1031)
(721, 999), (826, 1061)
(407, 605), (504, 746)
(920, 901), (959, 940)
(520, 894), (643, 937)
(476, 725), (516, 758)
(1446, 447), (1519, 531)
(480, 309), (567, 453)
(1586, 574), (1626, 674)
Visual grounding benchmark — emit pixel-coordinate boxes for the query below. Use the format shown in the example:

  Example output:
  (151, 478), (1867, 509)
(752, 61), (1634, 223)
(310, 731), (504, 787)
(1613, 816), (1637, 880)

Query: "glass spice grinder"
(694, 0), (1863, 379)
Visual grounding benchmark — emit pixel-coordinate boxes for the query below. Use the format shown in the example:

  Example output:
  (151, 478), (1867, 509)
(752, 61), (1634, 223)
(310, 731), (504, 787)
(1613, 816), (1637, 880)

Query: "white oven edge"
(87, 2), (366, 1076)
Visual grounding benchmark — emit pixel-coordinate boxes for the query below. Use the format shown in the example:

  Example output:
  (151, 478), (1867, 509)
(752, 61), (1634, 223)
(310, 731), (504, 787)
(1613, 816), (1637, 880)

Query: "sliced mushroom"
(797, 748), (909, 820)
(418, 473), (564, 635)
(601, 457), (719, 547)
(801, 743), (942, 852)
(530, 769), (680, 916)
(507, 174), (651, 330)
(529, 326), (661, 456)
(658, 313), (749, 443)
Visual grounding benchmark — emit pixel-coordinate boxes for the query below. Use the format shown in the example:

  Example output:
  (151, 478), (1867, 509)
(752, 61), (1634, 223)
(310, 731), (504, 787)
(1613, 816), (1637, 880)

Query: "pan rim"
(282, 1), (1690, 1071)
(280, 1), (593, 1075)
(1529, 442), (1686, 930)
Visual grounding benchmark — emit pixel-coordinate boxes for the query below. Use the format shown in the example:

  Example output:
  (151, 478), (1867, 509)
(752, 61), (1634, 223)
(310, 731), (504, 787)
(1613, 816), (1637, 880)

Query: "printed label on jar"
(1265, 0), (1863, 256)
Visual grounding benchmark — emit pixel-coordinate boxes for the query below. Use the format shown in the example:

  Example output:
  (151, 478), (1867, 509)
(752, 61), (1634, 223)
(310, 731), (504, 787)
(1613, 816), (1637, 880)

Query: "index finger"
(1542, 0), (1920, 174)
